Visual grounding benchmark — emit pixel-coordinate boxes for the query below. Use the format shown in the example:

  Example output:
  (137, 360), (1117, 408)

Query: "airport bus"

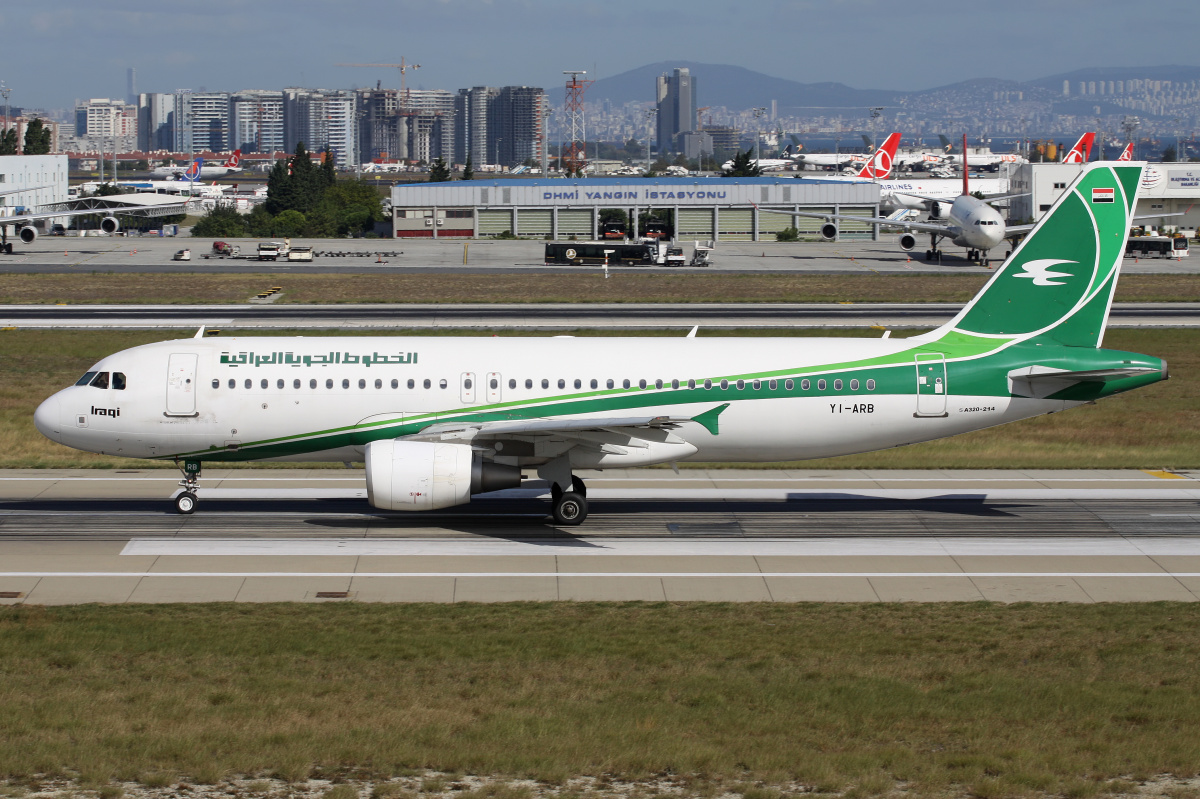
(1125, 236), (1189, 258)
(544, 241), (656, 265)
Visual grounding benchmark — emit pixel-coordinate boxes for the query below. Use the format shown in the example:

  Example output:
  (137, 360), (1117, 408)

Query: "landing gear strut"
(549, 477), (588, 526)
(174, 459), (201, 514)
(925, 234), (942, 263)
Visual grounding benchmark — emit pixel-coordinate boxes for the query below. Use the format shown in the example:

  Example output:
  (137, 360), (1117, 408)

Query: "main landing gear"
(924, 233), (942, 264)
(174, 459), (201, 514)
(550, 475), (588, 526)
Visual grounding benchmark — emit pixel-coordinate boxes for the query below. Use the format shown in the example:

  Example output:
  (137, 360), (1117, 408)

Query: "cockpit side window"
(75, 371), (97, 386)
(112, 372), (127, 391)
(89, 372), (110, 389)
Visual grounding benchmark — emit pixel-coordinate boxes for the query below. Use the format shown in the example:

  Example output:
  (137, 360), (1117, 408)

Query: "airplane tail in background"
(182, 159), (204, 182)
(1062, 132), (1095, 164)
(1117, 143), (1134, 161)
(926, 163), (1143, 349)
(224, 150), (242, 168)
(855, 132), (901, 179)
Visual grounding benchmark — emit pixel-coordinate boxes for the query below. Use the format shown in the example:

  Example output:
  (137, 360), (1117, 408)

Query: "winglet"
(690, 403), (730, 435)
(194, 325), (206, 339)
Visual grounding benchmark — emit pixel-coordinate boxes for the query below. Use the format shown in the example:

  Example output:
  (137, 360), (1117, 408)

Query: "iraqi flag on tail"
(1092, 187), (1115, 203)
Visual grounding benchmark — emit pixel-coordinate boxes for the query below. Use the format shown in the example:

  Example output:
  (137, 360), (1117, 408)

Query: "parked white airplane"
(34, 164), (1163, 525)
(0, 193), (189, 254)
(151, 151), (243, 179)
(721, 144), (801, 173)
(763, 136), (1030, 266)
(936, 136), (1028, 171)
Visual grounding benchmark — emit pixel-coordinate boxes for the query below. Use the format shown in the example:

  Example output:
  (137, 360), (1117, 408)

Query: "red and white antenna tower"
(562, 70), (593, 175)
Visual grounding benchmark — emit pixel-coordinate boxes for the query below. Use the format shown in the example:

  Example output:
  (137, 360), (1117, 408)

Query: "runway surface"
(2, 237), (1197, 275)
(3, 302), (1199, 329)
(2, 468), (1199, 604)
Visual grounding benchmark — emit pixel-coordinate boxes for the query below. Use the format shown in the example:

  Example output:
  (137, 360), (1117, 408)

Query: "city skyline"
(3, 0), (1197, 112)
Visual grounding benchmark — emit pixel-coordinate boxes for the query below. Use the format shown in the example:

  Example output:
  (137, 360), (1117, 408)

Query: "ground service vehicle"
(1125, 236), (1189, 258)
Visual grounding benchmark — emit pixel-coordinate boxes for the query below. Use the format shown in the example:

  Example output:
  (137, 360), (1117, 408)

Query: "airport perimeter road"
(3, 468), (1200, 604)
(2, 237), (1197, 275)
(3, 302), (1198, 329)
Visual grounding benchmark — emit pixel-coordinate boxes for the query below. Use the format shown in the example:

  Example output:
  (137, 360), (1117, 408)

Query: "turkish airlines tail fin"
(1062, 132), (1095, 164)
(1117, 143), (1134, 161)
(223, 149), (242, 168)
(855, 132), (901, 179)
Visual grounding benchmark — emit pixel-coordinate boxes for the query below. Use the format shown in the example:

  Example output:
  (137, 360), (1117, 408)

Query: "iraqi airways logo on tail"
(1013, 259), (1076, 286)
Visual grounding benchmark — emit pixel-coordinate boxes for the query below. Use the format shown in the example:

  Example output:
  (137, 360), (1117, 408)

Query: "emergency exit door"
(165, 353), (199, 416)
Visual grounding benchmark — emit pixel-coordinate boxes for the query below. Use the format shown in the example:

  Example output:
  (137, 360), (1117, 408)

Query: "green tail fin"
(930, 163), (1143, 349)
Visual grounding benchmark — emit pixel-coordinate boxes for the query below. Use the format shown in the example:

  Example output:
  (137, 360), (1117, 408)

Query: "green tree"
(321, 148), (337, 187)
(22, 119), (52, 155)
(462, 153), (474, 181)
(245, 204), (276, 237)
(1163, 145), (1178, 162)
(191, 205), (248, 238)
(272, 209), (307, 237)
(0, 128), (16, 155)
(723, 149), (762, 177)
(428, 157), (451, 182)
(264, 158), (293, 215)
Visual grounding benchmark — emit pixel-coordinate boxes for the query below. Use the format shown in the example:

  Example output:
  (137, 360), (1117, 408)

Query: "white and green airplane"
(34, 163), (1167, 525)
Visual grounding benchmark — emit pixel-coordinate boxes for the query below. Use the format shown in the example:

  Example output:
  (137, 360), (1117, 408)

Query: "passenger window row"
(210, 376), (879, 392)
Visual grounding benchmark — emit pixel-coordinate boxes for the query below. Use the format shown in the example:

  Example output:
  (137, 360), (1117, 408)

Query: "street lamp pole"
(752, 107), (767, 162)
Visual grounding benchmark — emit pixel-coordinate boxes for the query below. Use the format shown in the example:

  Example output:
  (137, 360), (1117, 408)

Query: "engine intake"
(18, 226), (37, 244)
(365, 440), (522, 511)
(100, 216), (120, 234)
(820, 222), (837, 241)
(898, 233), (916, 252)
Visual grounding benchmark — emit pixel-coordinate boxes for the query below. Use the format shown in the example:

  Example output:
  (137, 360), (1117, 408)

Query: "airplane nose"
(33, 393), (63, 442)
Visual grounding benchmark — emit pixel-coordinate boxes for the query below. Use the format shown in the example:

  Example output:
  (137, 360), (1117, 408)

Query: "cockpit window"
(89, 372), (110, 389)
(75, 371), (97, 386)
(112, 372), (127, 391)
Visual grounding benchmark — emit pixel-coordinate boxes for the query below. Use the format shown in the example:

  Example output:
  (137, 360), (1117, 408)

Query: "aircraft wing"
(403, 404), (731, 443)
(890, 190), (1028, 205)
(3, 194), (191, 227)
(755, 205), (950, 235)
(0, 185), (50, 197)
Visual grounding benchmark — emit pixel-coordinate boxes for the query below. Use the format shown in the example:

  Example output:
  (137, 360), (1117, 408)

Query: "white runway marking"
(120, 536), (1200, 557)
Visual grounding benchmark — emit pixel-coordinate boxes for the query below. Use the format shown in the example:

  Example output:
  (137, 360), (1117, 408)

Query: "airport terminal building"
(390, 177), (881, 241)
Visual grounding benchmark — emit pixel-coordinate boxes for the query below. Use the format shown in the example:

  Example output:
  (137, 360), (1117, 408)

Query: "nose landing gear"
(174, 459), (201, 514)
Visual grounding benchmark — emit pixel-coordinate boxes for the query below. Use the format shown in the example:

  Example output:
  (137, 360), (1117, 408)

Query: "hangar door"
(717, 209), (754, 241)
(477, 209), (514, 237)
(516, 209), (552, 238)
(837, 208), (876, 241)
(556, 209), (593, 238)
(676, 208), (714, 239)
(757, 207), (797, 237)
(791, 206), (833, 236)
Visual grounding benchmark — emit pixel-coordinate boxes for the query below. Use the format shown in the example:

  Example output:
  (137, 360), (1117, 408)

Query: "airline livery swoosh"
(1013, 259), (1076, 286)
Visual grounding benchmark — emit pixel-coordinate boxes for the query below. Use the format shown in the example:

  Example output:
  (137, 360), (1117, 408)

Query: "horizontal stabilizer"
(1008, 364), (1160, 398)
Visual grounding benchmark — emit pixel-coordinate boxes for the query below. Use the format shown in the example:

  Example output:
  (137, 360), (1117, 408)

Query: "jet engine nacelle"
(820, 222), (837, 241)
(364, 439), (522, 511)
(929, 202), (951, 220)
(898, 233), (916, 252)
(18, 226), (37, 244)
(100, 216), (120, 234)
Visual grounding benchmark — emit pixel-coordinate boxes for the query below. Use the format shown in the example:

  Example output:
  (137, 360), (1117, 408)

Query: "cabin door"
(165, 353), (199, 416)
(914, 353), (948, 417)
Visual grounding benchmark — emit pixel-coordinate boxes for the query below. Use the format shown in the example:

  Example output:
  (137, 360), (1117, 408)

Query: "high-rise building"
(492, 86), (546, 168)
(656, 67), (696, 155)
(406, 89), (456, 164)
(174, 91), (232, 153)
(231, 90), (285, 153)
(74, 98), (137, 151)
(357, 88), (400, 162)
(282, 89), (357, 167)
(137, 93), (175, 152)
(455, 86), (499, 166)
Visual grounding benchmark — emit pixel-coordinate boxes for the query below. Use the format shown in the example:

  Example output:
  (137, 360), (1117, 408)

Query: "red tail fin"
(1062, 132), (1094, 163)
(855, 132), (900, 179)
(1117, 142), (1134, 161)
(224, 149), (242, 168)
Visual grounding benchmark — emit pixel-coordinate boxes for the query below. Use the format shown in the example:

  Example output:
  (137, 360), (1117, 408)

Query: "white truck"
(257, 241), (290, 261)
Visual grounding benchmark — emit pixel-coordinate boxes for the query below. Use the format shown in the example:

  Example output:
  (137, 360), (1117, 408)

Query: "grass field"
(1, 273), (1200, 305)
(2, 603), (1200, 797)
(1, 327), (1194, 470)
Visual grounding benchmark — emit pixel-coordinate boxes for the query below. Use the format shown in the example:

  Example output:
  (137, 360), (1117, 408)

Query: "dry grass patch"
(1, 273), (1198, 305)
(3, 605), (1200, 794)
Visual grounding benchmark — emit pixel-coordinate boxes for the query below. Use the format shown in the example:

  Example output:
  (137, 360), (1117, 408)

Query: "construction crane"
(337, 58), (422, 111)
(696, 106), (710, 131)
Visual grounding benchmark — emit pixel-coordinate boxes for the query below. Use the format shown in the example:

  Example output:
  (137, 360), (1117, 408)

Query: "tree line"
(0, 119), (53, 155)
(192, 142), (386, 238)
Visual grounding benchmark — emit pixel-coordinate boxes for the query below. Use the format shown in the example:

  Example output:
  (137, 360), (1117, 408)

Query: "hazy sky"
(4, 0), (1196, 111)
